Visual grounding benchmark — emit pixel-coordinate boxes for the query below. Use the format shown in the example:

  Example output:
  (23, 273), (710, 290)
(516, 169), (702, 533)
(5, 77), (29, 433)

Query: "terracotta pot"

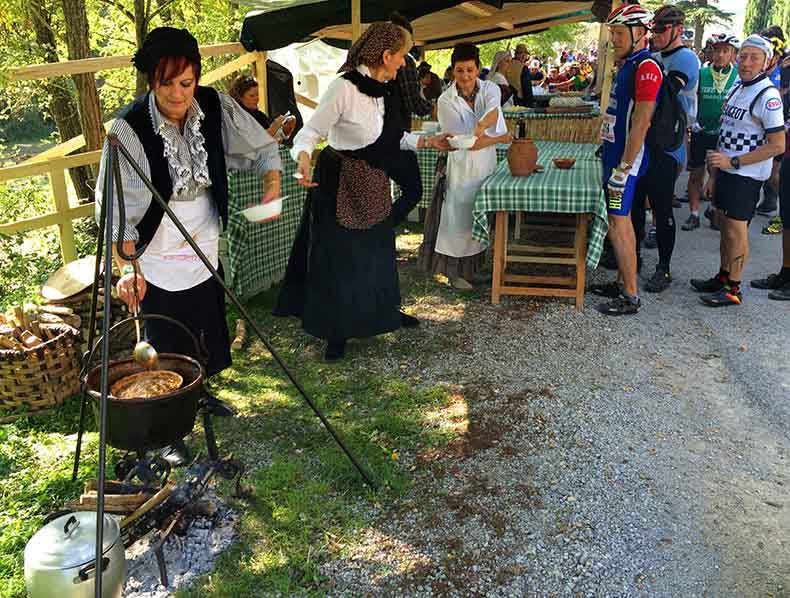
(507, 138), (538, 177)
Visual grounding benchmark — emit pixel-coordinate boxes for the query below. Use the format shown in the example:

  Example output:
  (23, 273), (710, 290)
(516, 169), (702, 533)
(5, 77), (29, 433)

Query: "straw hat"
(41, 256), (99, 302)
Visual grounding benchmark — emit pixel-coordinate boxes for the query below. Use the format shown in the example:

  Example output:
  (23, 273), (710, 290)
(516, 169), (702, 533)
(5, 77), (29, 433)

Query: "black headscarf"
(132, 27), (201, 77)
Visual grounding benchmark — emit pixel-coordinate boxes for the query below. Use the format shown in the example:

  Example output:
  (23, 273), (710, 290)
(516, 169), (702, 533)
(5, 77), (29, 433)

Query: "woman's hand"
(296, 151), (318, 188)
(267, 115), (286, 141)
(116, 272), (147, 312)
(426, 133), (453, 152)
(474, 123), (487, 138)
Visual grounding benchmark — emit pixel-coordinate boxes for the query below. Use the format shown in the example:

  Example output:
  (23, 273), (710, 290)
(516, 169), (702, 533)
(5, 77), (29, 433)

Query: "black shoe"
(645, 266), (672, 293)
(681, 214), (700, 231)
(750, 273), (788, 290)
(161, 440), (190, 468)
(672, 197), (682, 208)
(690, 276), (725, 293)
(677, 195), (689, 204)
(597, 294), (641, 316)
(324, 340), (346, 363)
(201, 389), (234, 417)
(700, 287), (742, 307)
(589, 281), (621, 298)
(400, 311), (420, 328)
(768, 283), (790, 300)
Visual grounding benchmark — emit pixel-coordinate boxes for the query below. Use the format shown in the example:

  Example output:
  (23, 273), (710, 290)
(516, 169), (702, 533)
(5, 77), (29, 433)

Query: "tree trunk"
(61, 0), (104, 158)
(694, 0), (707, 50)
(134, 0), (149, 97)
(28, 0), (94, 202)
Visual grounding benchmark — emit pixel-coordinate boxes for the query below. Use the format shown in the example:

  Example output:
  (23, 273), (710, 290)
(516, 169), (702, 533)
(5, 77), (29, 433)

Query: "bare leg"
(722, 217), (749, 282)
(608, 213), (638, 297)
(688, 167), (704, 215)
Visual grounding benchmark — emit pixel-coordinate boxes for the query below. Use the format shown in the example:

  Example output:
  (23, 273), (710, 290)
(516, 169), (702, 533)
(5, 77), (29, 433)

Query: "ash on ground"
(123, 490), (238, 597)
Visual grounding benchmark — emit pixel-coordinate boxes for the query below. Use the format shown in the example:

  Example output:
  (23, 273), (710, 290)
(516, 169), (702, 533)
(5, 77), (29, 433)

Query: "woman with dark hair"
(418, 43), (511, 289)
(275, 21), (451, 362)
(229, 75), (292, 140)
(96, 27), (281, 398)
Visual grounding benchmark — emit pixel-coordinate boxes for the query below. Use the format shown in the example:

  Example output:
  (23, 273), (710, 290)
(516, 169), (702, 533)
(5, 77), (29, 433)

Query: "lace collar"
(147, 92), (211, 197)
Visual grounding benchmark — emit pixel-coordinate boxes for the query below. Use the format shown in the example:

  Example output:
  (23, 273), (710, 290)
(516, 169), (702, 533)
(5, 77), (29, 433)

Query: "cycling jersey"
(697, 65), (738, 135)
(719, 73), (784, 181)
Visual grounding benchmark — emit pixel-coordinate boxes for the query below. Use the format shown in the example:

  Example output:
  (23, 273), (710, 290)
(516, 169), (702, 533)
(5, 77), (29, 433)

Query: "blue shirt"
(602, 48), (654, 177)
(769, 64), (782, 88)
(654, 46), (700, 165)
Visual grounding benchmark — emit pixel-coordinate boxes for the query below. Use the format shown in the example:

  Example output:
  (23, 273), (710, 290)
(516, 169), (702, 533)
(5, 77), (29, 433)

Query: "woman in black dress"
(275, 21), (451, 362)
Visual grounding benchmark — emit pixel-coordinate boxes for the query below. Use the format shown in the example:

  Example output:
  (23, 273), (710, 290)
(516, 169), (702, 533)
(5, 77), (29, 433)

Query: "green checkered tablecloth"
(225, 147), (306, 299)
(502, 110), (600, 120)
(471, 141), (607, 268)
(396, 143), (510, 209)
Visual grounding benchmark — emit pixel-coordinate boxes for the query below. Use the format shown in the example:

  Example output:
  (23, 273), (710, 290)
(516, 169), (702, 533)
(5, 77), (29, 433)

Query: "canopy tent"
(241, 1), (596, 52)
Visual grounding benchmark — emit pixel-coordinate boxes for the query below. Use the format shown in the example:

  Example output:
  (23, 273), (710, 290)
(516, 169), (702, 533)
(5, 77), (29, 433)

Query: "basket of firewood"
(0, 305), (82, 417)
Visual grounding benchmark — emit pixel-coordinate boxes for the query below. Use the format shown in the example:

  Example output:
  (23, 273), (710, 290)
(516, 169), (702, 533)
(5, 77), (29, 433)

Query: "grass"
(0, 228), (475, 597)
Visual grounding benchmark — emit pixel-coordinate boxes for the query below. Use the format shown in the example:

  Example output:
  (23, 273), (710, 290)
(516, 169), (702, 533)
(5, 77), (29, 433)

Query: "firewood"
(13, 306), (27, 331)
(20, 331), (43, 349)
(39, 304), (75, 317)
(0, 335), (24, 350)
(30, 321), (43, 339)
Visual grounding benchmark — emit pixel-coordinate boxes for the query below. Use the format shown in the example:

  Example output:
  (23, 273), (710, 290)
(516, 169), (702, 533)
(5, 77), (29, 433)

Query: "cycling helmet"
(741, 34), (774, 61)
(708, 33), (740, 50)
(606, 3), (654, 28)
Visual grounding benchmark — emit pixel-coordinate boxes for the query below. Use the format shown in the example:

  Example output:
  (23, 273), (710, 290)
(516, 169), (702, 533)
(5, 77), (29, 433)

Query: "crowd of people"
(97, 6), (790, 378)
(594, 3), (790, 317)
(412, 42), (599, 108)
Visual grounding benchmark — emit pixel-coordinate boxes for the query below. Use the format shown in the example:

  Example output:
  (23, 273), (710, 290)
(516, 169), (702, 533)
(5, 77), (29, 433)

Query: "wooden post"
(351, 0), (361, 42)
(594, 22), (608, 96)
(49, 166), (78, 263)
(255, 51), (268, 113)
(599, 1), (618, 114)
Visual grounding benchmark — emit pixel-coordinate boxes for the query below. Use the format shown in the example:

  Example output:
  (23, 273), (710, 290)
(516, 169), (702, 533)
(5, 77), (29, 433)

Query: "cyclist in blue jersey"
(594, 4), (663, 316)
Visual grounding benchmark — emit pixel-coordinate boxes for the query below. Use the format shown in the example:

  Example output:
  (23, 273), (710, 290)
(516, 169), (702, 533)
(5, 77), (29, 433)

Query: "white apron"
(139, 189), (220, 292)
(435, 144), (497, 258)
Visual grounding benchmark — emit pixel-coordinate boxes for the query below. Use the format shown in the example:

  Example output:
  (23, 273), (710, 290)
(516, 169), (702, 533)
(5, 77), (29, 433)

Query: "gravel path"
(320, 207), (790, 597)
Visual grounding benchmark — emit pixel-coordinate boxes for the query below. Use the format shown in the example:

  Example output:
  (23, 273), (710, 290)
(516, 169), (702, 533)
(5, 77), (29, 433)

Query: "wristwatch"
(730, 156), (741, 170)
(617, 160), (632, 173)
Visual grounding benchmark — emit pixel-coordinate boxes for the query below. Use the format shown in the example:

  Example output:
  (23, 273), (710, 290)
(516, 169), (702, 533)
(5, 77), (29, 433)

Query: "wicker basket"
(0, 324), (82, 416)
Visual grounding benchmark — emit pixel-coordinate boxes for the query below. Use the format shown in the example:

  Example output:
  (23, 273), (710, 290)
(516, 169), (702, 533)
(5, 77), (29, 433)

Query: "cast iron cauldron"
(83, 315), (205, 453)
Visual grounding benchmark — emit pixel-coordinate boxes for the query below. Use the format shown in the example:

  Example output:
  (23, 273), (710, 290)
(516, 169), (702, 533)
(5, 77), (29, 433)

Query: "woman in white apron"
(418, 43), (511, 289)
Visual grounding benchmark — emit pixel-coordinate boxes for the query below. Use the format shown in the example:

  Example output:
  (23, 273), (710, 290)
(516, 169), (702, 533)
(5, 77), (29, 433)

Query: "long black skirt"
(274, 180), (402, 342)
(141, 269), (231, 378)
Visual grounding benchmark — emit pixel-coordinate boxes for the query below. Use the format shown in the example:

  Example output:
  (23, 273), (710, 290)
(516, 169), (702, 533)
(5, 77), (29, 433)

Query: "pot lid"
(24, 512), (120, 570)
(40, 256), (99, 302)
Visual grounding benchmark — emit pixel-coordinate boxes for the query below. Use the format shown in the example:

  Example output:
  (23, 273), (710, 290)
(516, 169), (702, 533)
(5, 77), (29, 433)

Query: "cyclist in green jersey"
(685, 33), (739, 231)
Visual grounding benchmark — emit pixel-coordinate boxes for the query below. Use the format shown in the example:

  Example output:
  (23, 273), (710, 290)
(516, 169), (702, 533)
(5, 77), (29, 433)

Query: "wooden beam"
(0, 204), (95, 235)
(49, 168), (78, 263)
(422, 13), (592, 50)
(201, 52), (257, 86)
(351, 0), (361, 42)
(457, 2), (493, 18)
(0, 150), (102, 181)
(254, 52), (268, 112)
(295, 93), (318, 109)
(7, 42), (245, 82)
(599, 0), (618, 114)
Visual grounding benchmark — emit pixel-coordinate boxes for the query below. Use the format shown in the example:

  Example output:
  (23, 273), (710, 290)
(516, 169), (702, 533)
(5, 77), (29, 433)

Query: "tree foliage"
(744, 0), (776, 36)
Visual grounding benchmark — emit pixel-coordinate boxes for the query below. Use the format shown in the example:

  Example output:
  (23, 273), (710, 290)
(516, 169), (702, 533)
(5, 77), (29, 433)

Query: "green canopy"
(241, 1), (594, 51)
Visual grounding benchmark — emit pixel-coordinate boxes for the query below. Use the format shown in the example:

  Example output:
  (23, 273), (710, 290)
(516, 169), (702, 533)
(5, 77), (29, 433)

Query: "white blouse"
(291, 66), (420, 161)
(437, 80), (507, 138)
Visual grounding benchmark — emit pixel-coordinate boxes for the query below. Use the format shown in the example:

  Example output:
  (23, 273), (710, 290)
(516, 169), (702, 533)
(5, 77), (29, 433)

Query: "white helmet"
(606, 3), (654, 28)
(741, 34), (774, 61)
(708, 33), (740, 50)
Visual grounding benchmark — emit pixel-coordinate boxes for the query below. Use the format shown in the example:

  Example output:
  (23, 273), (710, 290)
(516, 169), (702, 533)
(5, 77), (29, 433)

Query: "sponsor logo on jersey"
(766, 97), (783, 111)
(723, 104), (747, 120)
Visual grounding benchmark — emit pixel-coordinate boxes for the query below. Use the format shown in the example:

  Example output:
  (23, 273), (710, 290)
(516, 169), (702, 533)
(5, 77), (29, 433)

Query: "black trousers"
(632, 150), (679, 268)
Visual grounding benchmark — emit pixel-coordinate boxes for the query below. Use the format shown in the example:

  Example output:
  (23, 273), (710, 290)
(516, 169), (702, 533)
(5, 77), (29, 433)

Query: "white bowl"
(448, 135), (477, 150)
(241, 198), (284, 222)
(421, 121), (440, 134)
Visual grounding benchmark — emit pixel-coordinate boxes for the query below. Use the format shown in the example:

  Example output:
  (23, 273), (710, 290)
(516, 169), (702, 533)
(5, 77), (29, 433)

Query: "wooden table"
(471, 142), (608, 310)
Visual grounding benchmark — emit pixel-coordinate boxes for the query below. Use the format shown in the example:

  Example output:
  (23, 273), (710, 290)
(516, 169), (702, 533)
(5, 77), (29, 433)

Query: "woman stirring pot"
(96, 27), (282, 463)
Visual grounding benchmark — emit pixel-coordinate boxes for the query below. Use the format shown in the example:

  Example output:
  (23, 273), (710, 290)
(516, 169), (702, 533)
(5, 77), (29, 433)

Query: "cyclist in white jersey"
(690, 35), (786, 307)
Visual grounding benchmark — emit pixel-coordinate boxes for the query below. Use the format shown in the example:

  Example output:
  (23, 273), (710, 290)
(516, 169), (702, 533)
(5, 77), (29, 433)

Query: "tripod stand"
(72, 133), (376, 598)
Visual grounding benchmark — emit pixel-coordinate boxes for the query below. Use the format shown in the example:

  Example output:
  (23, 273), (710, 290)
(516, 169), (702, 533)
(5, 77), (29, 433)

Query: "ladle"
(132, 305), (158, 370)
